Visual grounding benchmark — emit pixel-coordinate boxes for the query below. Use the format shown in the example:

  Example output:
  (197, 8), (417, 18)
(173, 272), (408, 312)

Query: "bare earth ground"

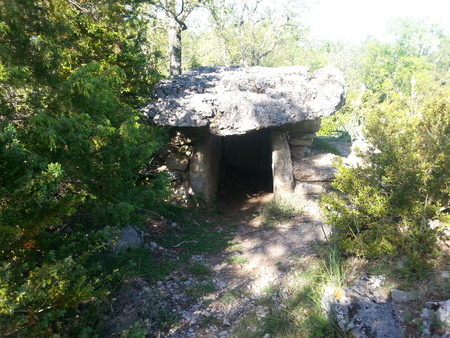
(156, 195), (331, 338)
(104, 138), (449, 338)
(102, 139), (347, 337)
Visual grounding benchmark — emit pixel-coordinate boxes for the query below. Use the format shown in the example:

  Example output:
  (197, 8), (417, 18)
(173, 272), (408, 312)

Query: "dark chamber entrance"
(218, 129), (273, 199)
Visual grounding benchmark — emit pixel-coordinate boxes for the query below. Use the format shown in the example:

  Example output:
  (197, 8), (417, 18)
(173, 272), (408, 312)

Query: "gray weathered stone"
(420, 300), (450, 337)
(271, 131), (294, 198)
(322, 285), (404, 338)
(434, 300), (450, 333)
(289, 132), (316, 140)
(289, 138), (313, 146)
(166, 169), (187, 181)
(280, 119), (322, 133)
(290, 145), (307, 161)
(294, 182), (327, 195)
(390, 289), (418, 303)
(140, 66), (345, 136)
(293, 154), (338, 182)
(113, 225), (144, 252)
(189, 134), (222, 202)
(166, 152), (190, 171)
(157, 144), (176, 159)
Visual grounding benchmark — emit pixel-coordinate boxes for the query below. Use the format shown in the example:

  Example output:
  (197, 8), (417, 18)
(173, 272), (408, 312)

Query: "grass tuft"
(188, 263), (212, 277)
(258, 194), (305, 225)
(312, 137), (343, 155)
(227, 254), (248, 265)
(230, 241), (346, 337)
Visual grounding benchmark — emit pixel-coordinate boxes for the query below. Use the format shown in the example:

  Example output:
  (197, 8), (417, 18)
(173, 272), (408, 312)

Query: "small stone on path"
(223, 318), (231, 326)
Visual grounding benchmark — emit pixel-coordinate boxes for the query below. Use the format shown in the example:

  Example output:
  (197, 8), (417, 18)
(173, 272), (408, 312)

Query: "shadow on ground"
(102, 137), (353, 337)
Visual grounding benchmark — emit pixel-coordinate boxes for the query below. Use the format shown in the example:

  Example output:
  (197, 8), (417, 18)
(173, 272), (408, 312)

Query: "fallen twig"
(173, 240), (198, 248)
(133, 206), (164, 219)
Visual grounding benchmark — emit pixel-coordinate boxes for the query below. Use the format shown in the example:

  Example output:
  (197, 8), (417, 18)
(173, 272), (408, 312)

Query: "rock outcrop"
(140, 66), (346, 136)
(322, 274), (404, 338)
(420, 300), (450, 337)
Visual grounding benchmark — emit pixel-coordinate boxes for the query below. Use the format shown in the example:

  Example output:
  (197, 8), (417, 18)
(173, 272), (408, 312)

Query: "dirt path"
(157, 194), (331, 338)
(104, 138), (352, 337)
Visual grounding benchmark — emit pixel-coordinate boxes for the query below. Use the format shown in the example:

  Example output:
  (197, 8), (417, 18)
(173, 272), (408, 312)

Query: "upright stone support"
(189, 134), (222, 202)
(271, 131), (294, 199)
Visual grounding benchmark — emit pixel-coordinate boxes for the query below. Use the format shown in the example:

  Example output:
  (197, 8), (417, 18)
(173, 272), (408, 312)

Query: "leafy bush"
(312, 137), (343, 156)
(0, 1), (170, 335)
(322, 93), (449, 273)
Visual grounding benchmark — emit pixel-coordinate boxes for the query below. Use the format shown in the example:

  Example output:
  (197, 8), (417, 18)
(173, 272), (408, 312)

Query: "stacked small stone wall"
(152, 127), (223, 203)
(283, 119), (336, 198)
(283, 120), (321, 161)
(271, 118), (335, 199)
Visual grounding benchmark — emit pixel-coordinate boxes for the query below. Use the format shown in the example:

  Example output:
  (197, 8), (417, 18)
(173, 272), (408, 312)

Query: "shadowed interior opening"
(219, 129), (273, 199)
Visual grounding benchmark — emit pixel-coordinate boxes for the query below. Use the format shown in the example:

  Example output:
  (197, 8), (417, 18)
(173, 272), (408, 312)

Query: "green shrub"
(322, 93), (449, 270)
(0, 227), (111, 336)
(0, 1), (169, 335)
(312, 137), (343, 156)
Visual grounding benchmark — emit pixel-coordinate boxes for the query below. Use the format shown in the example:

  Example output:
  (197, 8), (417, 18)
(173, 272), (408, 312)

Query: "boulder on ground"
(322, 275), (404, 338)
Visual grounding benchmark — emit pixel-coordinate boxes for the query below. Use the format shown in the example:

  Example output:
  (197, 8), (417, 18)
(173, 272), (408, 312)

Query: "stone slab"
(140, 66), (345, 136)
(293, 154), (338, 182)
(189, 134), (222, 202)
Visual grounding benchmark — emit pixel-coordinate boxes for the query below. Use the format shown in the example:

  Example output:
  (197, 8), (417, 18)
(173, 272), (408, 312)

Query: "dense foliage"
(321, 19), (450, 276)
(0, 0), (171, 335)
(323, 97), (449, 267)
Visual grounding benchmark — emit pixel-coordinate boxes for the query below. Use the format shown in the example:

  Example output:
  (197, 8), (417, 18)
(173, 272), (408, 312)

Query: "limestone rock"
(157, 144), (175, 159)
(290, 145), (307, 161)
(113, 225), (144, 252)
(166, 152), (189, 171)
(289, 132), (316, 140)
(322, 285), (404, 338)
(189, 134), (222, 202)
(294, 182), (327, 195)
(420, 300), (450, 337)
(271, 131), (294, 197)
(293, 153), (338, 182)
(390, 289), (418, 303)
(140, 66), (346, 136)
(280, 119), (322, 133)
(289, 138), (313, 146)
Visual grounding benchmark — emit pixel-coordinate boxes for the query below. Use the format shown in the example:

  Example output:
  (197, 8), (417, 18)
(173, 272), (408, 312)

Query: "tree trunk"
(167, 15), (184, 76)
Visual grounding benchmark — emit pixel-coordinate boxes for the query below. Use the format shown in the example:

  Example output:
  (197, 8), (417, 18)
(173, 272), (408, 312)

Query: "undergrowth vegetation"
(0, 1), (168, 335)
(319, 18), (450, 280)
(231, 245), (346, 338)
(322, 91), (450, 278)
(258, 194), (305, 226)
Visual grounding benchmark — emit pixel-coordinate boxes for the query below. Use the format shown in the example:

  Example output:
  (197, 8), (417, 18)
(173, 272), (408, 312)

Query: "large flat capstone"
(140, 66), (346, 136)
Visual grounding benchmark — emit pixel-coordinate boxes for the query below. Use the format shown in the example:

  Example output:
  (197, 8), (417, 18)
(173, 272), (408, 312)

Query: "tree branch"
(67, 0), (88, 13)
